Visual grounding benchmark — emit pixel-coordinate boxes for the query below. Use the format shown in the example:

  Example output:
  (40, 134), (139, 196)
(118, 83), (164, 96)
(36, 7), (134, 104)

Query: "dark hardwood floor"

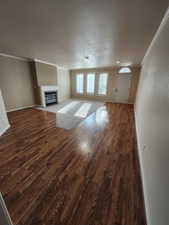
(0, 103), (146, 225)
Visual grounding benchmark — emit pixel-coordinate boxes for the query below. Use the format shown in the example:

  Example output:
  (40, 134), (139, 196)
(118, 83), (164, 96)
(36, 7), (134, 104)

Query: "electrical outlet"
(142, 145), (146, 152)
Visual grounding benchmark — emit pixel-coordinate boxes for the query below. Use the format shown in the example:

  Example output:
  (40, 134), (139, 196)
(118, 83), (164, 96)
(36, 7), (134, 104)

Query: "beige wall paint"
(31, 61), (58, 106)
(135, 8), (169, 225)
(32, 62), (70, 105)
(0, 89), (10, 136)
(0, 56), (35, 111)
(57, 67), (70, 103)
(35, 62), (57, 86)
(70, 67), (140, 103)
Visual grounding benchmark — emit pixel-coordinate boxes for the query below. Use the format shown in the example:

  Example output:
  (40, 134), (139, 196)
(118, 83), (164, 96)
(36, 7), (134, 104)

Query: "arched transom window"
(118, 67), (131, 74)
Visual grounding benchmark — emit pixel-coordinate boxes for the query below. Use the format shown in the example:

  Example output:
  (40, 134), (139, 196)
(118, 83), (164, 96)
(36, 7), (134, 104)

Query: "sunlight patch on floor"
(74, 103), (92, 118)
(58, 101), (79, 114)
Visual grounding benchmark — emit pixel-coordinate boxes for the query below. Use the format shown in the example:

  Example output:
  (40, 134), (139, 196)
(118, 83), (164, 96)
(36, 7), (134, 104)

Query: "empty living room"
(0, 1), (169, 225)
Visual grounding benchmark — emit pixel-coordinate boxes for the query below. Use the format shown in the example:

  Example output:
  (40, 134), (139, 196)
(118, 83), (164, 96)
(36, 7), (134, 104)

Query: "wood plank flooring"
(0, 103), (146, 225)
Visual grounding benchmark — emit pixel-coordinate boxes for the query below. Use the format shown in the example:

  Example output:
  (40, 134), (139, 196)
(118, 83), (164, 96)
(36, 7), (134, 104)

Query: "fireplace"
(40, 85), (58, 107)
(45, 91), (57, 106)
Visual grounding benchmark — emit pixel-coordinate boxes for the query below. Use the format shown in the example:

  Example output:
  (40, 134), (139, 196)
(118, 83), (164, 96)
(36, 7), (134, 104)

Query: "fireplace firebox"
(45, 91), (57, 106)
(40, 85), (58, 107)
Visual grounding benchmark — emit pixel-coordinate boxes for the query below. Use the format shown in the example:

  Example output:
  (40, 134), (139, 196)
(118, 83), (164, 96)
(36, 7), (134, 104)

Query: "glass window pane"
(98, 73), (108, 95)
(118, 67), (131, 73)
(76, 73), (84, 94)
(87, 73), (95, 94)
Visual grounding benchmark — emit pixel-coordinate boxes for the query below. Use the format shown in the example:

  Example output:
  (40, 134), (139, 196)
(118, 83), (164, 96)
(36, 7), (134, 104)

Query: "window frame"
(76, 73), (84, 94)
(98, 72), (109, 96)
(86, 73), (95, 95)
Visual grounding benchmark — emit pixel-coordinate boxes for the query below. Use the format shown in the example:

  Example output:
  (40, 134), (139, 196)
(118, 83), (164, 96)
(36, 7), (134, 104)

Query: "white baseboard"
(0, 192), (14, 225)
(7, 105), (36, 113)
(134, 109), (149, 225)
(0, 124), (10, 137)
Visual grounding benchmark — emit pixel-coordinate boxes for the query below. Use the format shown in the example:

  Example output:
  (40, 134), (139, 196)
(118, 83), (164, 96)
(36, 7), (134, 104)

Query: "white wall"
(0, 89), (10, 136)
(135, 8), (169, 225)
(57, 67), (70, 103)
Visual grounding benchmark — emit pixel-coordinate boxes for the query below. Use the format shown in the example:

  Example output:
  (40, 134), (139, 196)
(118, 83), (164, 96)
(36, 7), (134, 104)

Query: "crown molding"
(34, 58), (58, 67)
(57, 65), (68, 70)
(0, 53), (28, 61)
(34, 58), (69, 70)
(0, 53), (69, 70)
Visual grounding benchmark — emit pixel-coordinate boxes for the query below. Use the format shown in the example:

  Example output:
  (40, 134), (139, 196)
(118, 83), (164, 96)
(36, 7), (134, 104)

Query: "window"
(118, 67), (131, 74)
(87, 73), (95, 94)
(98, 73), (108, 95)
(76, 73), (84, 94)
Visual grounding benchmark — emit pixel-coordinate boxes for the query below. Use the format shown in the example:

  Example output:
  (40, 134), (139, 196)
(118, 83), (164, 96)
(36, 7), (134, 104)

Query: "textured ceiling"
(0, 0), (168, 69)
